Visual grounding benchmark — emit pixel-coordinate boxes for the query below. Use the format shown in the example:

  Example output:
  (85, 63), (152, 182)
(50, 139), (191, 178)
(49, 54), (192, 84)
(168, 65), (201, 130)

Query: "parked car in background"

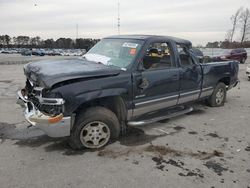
(191, 48), (204, 63)
(213, 48), (247, 64)
(21, 49), (32, 56)
(32, 49), (45, 56)
(1, 47), (86, 56)
(1, 49), (12, 54)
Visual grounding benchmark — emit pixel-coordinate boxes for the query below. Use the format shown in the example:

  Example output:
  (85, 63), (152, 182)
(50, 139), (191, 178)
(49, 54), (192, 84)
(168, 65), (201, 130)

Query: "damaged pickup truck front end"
(17, 58), (122, 138)
(17, 80), (72, 137)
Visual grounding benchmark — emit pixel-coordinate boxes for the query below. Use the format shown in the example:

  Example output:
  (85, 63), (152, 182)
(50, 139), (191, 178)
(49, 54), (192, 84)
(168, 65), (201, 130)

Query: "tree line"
(206, 7), (250, 48)
(0, 35), (100, 50)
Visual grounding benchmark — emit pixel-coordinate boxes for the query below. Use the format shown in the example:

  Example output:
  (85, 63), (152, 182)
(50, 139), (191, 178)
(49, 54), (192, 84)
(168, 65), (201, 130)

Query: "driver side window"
(142, 42), (174, 70)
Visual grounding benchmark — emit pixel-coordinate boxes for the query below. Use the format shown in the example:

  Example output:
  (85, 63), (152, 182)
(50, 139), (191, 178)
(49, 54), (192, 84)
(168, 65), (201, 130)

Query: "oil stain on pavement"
(204, 161), (228, 176)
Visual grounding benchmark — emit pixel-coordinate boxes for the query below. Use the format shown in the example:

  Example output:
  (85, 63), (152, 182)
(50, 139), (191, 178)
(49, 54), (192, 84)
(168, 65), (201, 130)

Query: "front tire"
(207, 82), (227, 107)
(69, 107), (120, 149)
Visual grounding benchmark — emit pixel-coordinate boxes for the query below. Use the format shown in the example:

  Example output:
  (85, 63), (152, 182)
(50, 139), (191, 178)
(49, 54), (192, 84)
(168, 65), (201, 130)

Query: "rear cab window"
(177, 45), (196, 67)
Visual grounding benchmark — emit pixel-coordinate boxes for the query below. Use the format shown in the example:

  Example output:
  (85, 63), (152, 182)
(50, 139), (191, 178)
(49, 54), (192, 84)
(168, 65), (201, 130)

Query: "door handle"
(138, 78), (149, 89)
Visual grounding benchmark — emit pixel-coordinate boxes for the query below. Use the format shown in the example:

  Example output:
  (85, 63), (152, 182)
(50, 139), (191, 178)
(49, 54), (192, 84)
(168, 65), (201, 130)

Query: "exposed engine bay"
(22, 79), (64, 117)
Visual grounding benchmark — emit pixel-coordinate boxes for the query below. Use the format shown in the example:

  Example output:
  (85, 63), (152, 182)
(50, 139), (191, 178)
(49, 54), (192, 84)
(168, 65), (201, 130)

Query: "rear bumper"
(17, 90), (71, 137)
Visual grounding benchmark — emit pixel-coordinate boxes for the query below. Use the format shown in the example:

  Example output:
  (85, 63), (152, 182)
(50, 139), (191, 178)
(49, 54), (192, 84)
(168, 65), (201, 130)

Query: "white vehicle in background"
(247, 65), (250, 80)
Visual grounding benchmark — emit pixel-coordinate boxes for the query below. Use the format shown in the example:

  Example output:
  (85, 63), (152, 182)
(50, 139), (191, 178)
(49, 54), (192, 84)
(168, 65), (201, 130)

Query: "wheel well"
(218, 77), (230, 86)
(74, 96), (127, 124)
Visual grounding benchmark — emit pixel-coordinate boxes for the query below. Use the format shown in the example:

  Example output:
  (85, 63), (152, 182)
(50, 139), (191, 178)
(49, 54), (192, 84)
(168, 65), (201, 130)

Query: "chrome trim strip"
(178, 89), (201, 104)
(200, 87), (214, 98)
(33, 87), (44, 91)
(134, 96), (178, 117)
(178, 93), (199, 104)
(135, 88), (212, 107)
(135, 94), (179, 106)
(180, 89), (200, 96)
(133, 87), (213, 118)
(202, 86), (213, 91)
(38, 97), (65, 105)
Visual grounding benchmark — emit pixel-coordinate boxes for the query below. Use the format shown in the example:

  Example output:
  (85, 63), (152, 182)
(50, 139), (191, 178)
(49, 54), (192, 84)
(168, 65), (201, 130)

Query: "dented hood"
(24, 58), (121, 88)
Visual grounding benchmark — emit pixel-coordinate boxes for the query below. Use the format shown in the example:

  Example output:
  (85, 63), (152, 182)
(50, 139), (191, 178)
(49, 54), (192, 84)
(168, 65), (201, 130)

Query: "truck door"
(132, 41), (180, 118)
(177, 45), (202, 104)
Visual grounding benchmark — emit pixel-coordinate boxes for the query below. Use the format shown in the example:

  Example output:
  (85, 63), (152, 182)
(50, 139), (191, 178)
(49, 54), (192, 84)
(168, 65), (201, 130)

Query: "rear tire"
(240, 58), (246, 64)
(69, 107), (120, 149)
(207, 82), (227, 107)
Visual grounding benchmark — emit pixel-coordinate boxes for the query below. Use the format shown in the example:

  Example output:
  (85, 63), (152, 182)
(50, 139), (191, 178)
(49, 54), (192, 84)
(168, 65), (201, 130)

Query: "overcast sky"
(0, 0), (249, 45)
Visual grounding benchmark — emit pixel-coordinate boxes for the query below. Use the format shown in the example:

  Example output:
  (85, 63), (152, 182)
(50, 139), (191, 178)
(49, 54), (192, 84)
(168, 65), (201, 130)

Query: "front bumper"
(17, 90), (71, 137)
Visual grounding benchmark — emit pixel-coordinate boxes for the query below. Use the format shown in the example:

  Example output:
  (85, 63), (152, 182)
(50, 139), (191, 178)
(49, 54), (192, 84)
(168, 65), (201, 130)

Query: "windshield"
(83, 38), (144, 68)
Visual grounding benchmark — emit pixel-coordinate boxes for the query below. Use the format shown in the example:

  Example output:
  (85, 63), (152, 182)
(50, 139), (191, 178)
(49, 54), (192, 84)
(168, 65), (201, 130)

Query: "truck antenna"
(76, 23), (79, 40)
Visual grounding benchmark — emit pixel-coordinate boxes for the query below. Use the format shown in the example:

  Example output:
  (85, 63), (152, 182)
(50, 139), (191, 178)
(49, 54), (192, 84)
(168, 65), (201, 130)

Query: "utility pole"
(76, 23), (79, 40)
(117, 1), (120, 35)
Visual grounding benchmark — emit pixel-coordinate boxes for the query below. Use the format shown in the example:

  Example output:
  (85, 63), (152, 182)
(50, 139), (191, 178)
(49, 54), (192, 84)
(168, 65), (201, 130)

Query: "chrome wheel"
(80, 121), (110, 148)
(215, 88), (224, 105)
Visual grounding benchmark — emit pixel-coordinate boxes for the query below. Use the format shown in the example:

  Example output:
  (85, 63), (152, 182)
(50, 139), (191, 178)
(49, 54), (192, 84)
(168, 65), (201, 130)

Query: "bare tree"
(229, 7), (242, 42)
(239, 8), (250, 43)
(225, 30), (232, 41)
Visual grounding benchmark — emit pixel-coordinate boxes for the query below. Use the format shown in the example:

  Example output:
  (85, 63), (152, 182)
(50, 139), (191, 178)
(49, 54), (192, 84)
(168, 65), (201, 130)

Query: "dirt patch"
(152, 156), (204, 178)
(97, 148), (137, 159)
(204, 161), (228, 176)
(44, 139), (92, 156)
(119, 127), (167, 146)
(0, 122), (81, 155)
(0, 122), (16, 143)
(98, 144), (223, 160)
(14, 136), (57, 148)
(206, 132), (221, 138)
(245, 146), (250, 151)
(151, 157), (184, 169)
(0, 80), (12, 83)
(145, 145), (223, 160)
(0, 121), (45, 140)
(145, 145), (182, 156)
(188, 131), (198, 135)
(178, 171), (204, 178)
(173, 126), (185, 131)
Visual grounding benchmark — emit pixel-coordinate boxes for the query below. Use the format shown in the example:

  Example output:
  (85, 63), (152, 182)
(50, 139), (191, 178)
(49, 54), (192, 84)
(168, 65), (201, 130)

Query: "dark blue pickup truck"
(17, 35), (239, 149)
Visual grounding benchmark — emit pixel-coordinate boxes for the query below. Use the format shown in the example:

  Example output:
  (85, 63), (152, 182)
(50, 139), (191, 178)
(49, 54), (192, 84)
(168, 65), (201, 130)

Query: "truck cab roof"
(105, 34), (192, 47)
